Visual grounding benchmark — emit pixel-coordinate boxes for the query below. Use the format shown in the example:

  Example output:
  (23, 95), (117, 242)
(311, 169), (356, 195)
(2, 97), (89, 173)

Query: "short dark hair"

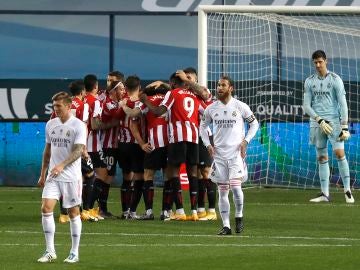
(68, 80), (84, 96)
(183, 67), (197, 76)
(220, 75), (234, 87)
(83, 74), (98, 92)
(312, 50), (327, 60)
(106, 80), (121, 92)
(52, 91), (72, 105)
(125, 75), (141, 91)
(144, 85), (169, 96)
(108, 71), (125, 82)
(169, 72), (185, 89)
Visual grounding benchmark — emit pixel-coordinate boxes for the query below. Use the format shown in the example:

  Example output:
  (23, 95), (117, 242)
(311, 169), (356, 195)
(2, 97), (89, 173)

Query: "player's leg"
(118, 142), (133, 219)
(186, 142), (199, 221)
(38, 180), (59, 262)
(309, 127), (330, 202)
(58, 196), (69, 224)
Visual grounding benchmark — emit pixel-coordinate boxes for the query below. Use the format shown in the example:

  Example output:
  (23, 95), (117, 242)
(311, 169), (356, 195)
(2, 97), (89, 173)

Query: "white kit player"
(37, 92), (87, 263)
(200, 76), (259, 235)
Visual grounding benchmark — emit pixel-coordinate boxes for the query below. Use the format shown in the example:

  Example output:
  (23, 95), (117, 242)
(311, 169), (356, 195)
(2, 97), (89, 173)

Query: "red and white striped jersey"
(161, 88), (204, 144)
(138, 94), (168, 149)
(119, 98), (144, 143)
(101, 95), (123, 149)
(84, 93), (103, 152)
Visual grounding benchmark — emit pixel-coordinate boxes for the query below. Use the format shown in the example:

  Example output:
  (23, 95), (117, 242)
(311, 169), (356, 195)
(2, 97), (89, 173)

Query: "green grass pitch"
(0, 187), (358, 270)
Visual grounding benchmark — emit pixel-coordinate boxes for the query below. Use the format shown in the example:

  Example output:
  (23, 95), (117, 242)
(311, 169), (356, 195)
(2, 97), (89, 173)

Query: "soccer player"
(303, 50), (354, 203)
(140, 72), (204, 221)
(200, 76), (259, 235)
(37, 92), (87, 263)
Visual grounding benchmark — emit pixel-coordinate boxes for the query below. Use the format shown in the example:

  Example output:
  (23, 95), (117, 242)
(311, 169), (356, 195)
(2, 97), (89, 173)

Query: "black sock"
(130, 180), (144, 212)
(198, 179), (206, 209)
(99, 182), (110, 213)
(206, 179), (217, 209)
(188, 176), (198, 211)
(59, 196), (67, 215)
(162, 180), (173, 211)
(82, 174), (94, 210)
(143, 180), (154, 211)
(89, 178), (103, 209)
(170, 177), (183, 210)
(120, 180), (131, 212)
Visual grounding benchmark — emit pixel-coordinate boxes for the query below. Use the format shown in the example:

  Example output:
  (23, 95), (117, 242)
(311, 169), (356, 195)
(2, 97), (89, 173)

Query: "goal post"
(198, 5), (360, 188)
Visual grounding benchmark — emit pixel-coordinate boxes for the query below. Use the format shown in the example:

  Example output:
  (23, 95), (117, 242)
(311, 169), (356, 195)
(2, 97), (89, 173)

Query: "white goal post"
(198, 5), (360, 188)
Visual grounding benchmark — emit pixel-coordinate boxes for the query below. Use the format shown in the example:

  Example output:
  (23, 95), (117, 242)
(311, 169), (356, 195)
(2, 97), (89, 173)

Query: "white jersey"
(200, 97), (255, 160)
(45, 115), (87, 182)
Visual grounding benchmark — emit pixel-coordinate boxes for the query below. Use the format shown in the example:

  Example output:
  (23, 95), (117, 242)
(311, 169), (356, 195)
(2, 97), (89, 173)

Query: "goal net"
(198, 5), (360, 189)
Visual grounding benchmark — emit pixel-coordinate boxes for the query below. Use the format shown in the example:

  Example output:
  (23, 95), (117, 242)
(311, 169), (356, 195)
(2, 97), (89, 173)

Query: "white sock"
(69, 215), (82, 257)
(218, 184), (230, 228)
(231, 185), (244, 218)
(42, 212), (56, 254)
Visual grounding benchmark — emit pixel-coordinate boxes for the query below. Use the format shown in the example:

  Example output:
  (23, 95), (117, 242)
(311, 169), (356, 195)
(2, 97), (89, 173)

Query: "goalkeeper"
(303, 50), (354, 203)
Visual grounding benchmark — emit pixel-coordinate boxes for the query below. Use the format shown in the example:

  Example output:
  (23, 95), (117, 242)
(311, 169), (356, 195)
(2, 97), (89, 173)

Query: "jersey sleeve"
(74, 121), (87, 146)
(199, 106), (212, 147)
(303, 77), (317, 119)
(333, 75), (348, 124)
(92, 100), (102, 118)
(45, 121), (51, 144)
(160, 90), (174, 110)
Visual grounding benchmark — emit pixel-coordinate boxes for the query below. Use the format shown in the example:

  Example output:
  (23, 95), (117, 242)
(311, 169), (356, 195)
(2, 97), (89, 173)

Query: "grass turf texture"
(0, 187), (358, 270)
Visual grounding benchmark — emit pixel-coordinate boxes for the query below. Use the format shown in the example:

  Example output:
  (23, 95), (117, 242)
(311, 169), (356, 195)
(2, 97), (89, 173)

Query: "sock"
(98, 182), (110, 213)
(59, 197), (68, 215)
(120, 180), (131, 212)
(130, 180), (144, 212)
(337, 157), (351, 192)
(231, 185), (244, 218)
(162, 180), (173, 211)
(218, 184), (230, 228)
(197, 179), (206, 209)
(42, 212), (56, 254)
(82, 174), (94, 210)
(318, 160), (330, 197)
(89, 178), (103, 209)
(206, 179), (217, 209)
(170, 177), (183, 210)
(188, 176), (198, 211)
(143, 180), (154, 211)
(69, 215), (82, 257)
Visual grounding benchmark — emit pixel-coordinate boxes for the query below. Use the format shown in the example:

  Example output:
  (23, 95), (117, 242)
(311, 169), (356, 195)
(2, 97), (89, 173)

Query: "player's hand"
(37, 176), (46, 187)
(141, 142), (153, 153)
(175, 70), (189, 82)
(338, 124), (350, 141)
(138, 91), (148, 103)
(207, 145), (215, 158)
(50, 164), (64, 178)
(240, 140), (248, 158)
(315, 116), (333, 135)
(146, 80), (164, 89)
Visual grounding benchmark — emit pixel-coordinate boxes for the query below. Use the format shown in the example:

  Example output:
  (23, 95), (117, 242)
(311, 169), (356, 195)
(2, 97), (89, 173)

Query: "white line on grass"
(2, 230), (360, 241)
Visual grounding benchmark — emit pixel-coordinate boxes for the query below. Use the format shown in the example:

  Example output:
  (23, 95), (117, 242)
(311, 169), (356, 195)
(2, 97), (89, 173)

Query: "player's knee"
(334, 149), (345, 159)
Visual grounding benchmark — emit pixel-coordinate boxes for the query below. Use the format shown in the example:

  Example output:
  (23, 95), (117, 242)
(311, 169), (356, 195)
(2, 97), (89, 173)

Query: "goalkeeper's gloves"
(315, 116), (333, 135)
(338, 124), (350, 141)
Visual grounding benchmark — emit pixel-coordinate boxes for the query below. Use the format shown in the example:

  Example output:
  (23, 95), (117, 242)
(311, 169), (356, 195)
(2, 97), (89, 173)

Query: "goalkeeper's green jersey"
(303, 71), (347, 127)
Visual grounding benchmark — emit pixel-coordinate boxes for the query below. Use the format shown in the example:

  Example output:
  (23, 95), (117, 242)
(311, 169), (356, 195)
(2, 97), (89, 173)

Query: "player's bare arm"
(50, 143), (84, 178)
(38, 143), (51, 187)
(176, 70), (210, 101)
(120, 103), (142, 118)
(139, 92), (167, 116)
(146, 80), (170, 90)
(129, 119), (153, 153)
(206, 145), (215, 158)
(91, 117), (118, 130)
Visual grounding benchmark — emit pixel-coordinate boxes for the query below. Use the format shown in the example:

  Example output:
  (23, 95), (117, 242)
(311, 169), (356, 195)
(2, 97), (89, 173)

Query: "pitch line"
(0, 243), (354, 247)
(2, 230), (360, 241)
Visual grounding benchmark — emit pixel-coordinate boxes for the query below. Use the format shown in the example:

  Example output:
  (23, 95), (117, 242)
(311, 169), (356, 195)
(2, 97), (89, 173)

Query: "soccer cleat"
(345, 191), (355, 204)
(197, 211), (207, 219)
(138, 212), (155, 220)
(37, 251), (57, 263)
(99, 211), (116, 219)
(127, 212), (140, 220)
(186, 212), (199, 221)
(59, 214), (70, 224)
(118, 211), (130, 220)
(90, 208), (104, 220)
(169, 211), (176, 220)
(217, 227), (232, 235)
(309, 192), (330, 202)
(63, 253), (79, 263)
(199, 211), (217, 221)
(174, 213), (187, 221)
(80, 210), (98, 222)
(235, 217), (244, 234)
(160, 211), (171, 221)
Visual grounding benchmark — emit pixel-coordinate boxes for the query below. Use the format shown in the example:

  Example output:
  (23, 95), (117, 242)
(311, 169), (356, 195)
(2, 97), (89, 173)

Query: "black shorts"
(144, 146), (168, 170)
(118, 142), (144, 174)
(81, 157), (94, 175)
(88, 151), (107, 169)
(103, 148), (118, 176)
(198, 137), (213, 168)
(167, 141), (199, 167)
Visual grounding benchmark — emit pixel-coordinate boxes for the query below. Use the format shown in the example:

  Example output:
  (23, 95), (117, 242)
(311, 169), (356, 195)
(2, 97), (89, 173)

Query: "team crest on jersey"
(66, 130), (70, 137)
(327, 83), (331, 88)
(232, 111), (237, 117)
(312, 85), (316, 88)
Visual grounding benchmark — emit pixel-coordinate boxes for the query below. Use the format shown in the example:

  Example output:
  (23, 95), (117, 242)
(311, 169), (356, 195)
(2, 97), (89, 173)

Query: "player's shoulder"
(305, 74), (316, 82)
(328, 71), (341, 80)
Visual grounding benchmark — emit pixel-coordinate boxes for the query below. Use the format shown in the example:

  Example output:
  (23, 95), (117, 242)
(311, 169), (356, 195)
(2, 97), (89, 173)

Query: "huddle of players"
(58, 67), (217, 222)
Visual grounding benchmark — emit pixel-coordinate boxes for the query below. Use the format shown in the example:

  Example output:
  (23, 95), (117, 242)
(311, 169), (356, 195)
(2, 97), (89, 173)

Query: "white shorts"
(209, 155), (248, 184)
(42, 178), (82, 209)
